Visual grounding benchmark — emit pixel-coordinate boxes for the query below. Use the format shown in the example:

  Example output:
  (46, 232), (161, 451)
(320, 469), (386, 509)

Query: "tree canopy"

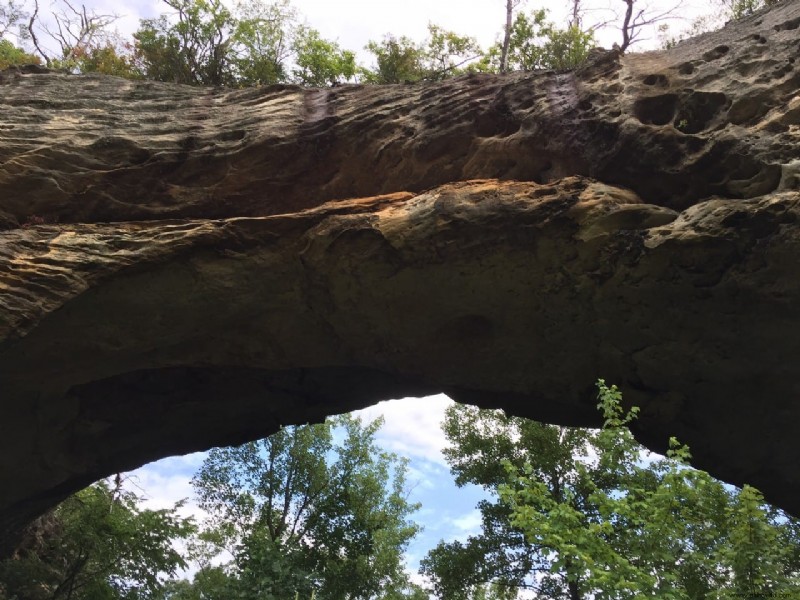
(2, 0), (743, 84)
(3, 386), (800, 599)
(0, 0), (780, 87)
(0, 479), (194, 600)
(0, 415), (423, 600)
(164, 414), (423, 600)
(421, 381), (800, 599)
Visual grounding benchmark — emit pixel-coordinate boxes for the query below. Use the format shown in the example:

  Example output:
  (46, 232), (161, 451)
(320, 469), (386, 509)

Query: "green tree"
(363, 35), (424, 84)
(420, 403), (599, 599)
(0, 479), (195, 600)
(189, 414), (421, 600)
(231, 0), (296, 85)
(423, 24), (482, 80)
(291, 25), (355, 86)
(0, 38), (40, 69)
(479, 10), (595, 72)
(714, 484), (798, 599)
(134, 0), (236, 86)
(363, 24), (481, 84)
(423, 382), (800, 599)
(132, 0), (359, 88)
(72, 42), (139, 78)
(722, 0), (778, 20)
(499, 381), (800, 599)
(156, 565), (234, 600)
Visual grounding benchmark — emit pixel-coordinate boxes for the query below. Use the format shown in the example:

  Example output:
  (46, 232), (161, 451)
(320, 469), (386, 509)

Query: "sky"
(127, 394), (492, 584)
(9, 0), (714, 65)
(93, 0), (612, 54)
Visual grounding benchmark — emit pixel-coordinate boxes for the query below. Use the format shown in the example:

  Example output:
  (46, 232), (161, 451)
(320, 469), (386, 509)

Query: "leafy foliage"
(0, 479), (195, 600)
(480, 10), (595, 72)
(724, 0), (779, 20)
(134, 0), (237, 86)
(421, 401), (598, 598)
(291, 25), (355, 86)
(422, 24), (483, 81)
(0, 416), (423, 600)
(363, 24), (482, 84)
(185, 414), (422, 600)
(70, 43), (139, 78)
(0, 38), (40, 68)
(423, 381), (800, 599)
(0, 0), (38, 68)
(1, 0), (689, 85)
(231, 0), (295, 85)
(363, 34), (424, 84)
(132, 0), (357, 87)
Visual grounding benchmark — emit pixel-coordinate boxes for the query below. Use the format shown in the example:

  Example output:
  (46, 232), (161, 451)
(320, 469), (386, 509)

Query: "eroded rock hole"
(89, 136), (152, 166)
(727, 90), (775, 124)
(474, 110), (520, 138)
(642, 74), (669, 87)
(774, 16), (800, 31)
(633, 94), (678, 126)
(720, 155), (782, 198)
(703, 45), (730, 61)
(675, 91), (729, 133)
(218, 129), (246, 142)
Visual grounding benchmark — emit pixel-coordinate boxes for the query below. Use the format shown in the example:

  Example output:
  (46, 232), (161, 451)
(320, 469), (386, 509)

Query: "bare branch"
(619, 0), (685, 51)
(26, 0), (49, 66)
(0, 0), (27, 39)
(37, 0), (120, 61)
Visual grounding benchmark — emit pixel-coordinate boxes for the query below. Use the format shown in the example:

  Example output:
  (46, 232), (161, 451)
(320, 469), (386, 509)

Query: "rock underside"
(1, 0), (800, 555)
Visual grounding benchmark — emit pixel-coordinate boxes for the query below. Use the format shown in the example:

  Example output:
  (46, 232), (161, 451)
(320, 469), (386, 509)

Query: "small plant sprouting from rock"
(21, 215), (58, 228)
(21, 215), (46, 227)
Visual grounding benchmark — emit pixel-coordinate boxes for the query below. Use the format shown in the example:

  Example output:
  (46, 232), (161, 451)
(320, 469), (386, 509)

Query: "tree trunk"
(621, 0), (634, 51)
(568, 578), (581, 600)
(500, 0), (513, 73)
(570, 0), (581, 28)
(1, 0), (800, 556)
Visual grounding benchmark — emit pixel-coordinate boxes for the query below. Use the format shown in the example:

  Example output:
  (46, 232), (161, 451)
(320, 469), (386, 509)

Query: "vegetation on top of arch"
(0, 0), (778, 86)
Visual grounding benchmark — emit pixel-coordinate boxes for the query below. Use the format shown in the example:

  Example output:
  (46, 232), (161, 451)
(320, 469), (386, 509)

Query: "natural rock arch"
(2, 0), (800, 555)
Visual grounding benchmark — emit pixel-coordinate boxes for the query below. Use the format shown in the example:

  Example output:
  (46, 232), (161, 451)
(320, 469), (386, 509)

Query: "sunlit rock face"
(1, 1), (799, 555)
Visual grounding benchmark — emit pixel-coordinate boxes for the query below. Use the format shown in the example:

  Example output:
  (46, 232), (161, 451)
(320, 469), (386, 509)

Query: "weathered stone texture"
(1, 1), (800, 555)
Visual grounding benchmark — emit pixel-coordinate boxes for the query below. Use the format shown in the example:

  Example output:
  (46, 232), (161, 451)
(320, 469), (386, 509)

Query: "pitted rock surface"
(1, 0), (800, 555)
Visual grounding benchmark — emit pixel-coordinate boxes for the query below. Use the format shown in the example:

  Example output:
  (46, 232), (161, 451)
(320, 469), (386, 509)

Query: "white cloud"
(405, 463), (437, 492)
(353, 394), (455, 465)
(123, 453), (210, 530)
(123, 459), (236, 580)
(126, 469), (189, 505)
(450, 509), (482, 532)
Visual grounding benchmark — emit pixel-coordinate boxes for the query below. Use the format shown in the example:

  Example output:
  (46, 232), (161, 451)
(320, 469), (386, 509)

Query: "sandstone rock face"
(1, 2), (800, 554)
